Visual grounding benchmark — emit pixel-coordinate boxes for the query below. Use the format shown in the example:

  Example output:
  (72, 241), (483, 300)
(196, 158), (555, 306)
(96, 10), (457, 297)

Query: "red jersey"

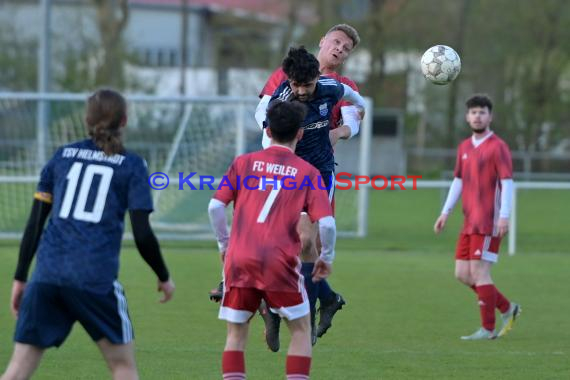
(454, 133), (513, 235)
(259, 67), (359, 129)
(213, 145), (333, 291)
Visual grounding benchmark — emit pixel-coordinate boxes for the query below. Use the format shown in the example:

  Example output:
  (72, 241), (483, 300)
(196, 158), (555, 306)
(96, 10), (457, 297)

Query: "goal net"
(0, 93), (372, 239)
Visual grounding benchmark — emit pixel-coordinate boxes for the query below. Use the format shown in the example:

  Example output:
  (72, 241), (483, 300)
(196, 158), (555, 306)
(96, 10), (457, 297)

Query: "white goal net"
(0, 92), (372, 240)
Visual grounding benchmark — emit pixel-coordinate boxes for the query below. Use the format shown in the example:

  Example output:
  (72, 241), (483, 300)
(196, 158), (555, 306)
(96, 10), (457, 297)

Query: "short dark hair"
(266, 100), (307, 143)
(282, 46), (320, 84)
(466, 94), (493, 112)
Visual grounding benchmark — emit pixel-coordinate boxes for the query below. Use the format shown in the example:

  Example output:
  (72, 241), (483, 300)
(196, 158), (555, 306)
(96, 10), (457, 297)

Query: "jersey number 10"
(59, 162), (114, 223)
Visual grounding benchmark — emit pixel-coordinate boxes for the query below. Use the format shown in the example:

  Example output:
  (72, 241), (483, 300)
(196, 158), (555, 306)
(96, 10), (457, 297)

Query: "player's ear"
(120, 115), (128, 128)
(319, 36), (325, 48)
(296, 128), (304, 142)
(266, 128), (273, 139)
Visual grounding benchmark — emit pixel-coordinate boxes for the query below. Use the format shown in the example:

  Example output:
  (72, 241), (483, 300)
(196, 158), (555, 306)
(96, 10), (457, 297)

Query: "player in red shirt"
(208, 100), (337, 380)
(434, 94), (521, 340)
(251, 24), (362, 349)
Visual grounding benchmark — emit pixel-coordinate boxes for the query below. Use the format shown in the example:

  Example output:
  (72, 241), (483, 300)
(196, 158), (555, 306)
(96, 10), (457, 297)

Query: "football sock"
(494, 286), (511, 314)
(318, 279), (334, 303)
(301, 263), (318, 316)
(286, 355), (311, 379)
(222, 351), (245, 380)
(470, 284), (510, 313)
(475, 284), (497, 331)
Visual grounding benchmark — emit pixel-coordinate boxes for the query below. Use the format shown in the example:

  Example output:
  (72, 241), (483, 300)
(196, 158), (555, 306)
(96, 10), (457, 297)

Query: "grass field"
(1, 189), (569, 379)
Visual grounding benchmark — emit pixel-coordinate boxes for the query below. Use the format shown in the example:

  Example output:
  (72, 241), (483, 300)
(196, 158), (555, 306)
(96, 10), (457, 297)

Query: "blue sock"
(301, 262), (318, 315)
(318, 279), (334, 303)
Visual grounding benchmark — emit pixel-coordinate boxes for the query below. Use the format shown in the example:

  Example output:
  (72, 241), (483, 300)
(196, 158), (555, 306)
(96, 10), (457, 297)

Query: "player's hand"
(312, 258), (332, 282)
(434, 214), (448, 234)
(329, 127), (350, 147)
(220, 251), (226, 263)
(496, 217), (509, 238)
(10, 280), (26, 319)
(157, 278), (175, 303)
(356, 106), (365, 120)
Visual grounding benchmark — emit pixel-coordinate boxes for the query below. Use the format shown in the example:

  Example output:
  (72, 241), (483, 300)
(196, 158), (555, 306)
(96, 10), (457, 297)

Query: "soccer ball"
(420, 45), (461, 85)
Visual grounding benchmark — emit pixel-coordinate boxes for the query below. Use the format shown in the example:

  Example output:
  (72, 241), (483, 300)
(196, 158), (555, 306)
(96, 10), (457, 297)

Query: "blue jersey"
(31, 139), (153, 294)
(269, 77), (344, 173)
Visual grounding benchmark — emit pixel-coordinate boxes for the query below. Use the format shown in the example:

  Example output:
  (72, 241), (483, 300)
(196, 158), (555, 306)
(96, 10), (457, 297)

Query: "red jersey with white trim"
(259, 67), (359, 129)
(453, 133), (513, 235)
(213, 146), (333, 291)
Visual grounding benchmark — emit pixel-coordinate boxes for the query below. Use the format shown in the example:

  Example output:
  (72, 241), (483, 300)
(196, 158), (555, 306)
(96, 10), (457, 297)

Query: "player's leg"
(219, 287), (261, 379)
(314, 228), (345, 338)
(472, 235), (521, 337)
(283, 315), (312, 380)
(314, 171), (345, 338)
(264, 289), (311, 379)
(4, 283), (74, 379)
(63, 281), (139, 377)
(96, 339), (138, 380)
(461, 235), (498, 340)
(298, 213), (320, 344)
(0, 343), (44, 380)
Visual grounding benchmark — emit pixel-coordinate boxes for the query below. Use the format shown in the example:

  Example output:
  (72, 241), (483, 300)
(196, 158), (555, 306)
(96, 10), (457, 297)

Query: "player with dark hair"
(252, 45), (365, 350)
(434, 94), (521, 340)
(209, 100), (337, 379)
(211, 27), (363, 348)
(1, 89), (175, 380)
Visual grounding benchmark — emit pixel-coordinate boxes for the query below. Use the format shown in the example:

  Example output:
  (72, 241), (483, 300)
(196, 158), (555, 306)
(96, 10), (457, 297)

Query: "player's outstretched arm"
(312, 216), (336, 282)
(129, 210), (174, 303)
(434, 177), (463, 234)
(12, 198), (52, 317)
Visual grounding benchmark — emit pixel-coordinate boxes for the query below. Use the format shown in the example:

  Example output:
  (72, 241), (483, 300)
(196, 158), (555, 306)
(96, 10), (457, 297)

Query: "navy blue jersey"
(31, 139), (153, 294)
(269, 77), (344, 172)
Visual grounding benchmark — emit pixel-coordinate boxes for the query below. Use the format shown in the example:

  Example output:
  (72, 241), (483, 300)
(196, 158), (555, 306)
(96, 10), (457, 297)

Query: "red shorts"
(218, 286), (309, 323)
(455, 233), (502, 263)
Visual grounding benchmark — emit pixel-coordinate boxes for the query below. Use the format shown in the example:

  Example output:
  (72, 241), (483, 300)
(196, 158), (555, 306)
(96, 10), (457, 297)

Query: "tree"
(92, 0), (129, 88)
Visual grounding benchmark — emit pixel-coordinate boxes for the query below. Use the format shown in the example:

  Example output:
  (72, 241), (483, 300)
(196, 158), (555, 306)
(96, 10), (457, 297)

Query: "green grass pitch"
(0, 189), (569, 379)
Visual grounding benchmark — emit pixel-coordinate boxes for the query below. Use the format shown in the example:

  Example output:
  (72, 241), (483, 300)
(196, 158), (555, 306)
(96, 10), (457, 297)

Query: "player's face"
(466, 106), (492, 133)
(318, 30), (354, 68)
(289, 78), (318, 102)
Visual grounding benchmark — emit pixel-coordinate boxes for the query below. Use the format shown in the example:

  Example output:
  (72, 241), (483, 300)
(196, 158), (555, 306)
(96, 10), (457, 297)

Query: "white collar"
(471, 131), (493, 148)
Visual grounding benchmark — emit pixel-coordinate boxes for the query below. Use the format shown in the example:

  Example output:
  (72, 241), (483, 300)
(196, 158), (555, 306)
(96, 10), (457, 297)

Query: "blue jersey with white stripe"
(269, 76), (344, 173)
(31, 139), (153, 294)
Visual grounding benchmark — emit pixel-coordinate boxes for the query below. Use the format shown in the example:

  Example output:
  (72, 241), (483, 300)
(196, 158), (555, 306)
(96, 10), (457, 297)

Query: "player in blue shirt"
(255, 47), (365, 350)
(1, 89), (175, 380)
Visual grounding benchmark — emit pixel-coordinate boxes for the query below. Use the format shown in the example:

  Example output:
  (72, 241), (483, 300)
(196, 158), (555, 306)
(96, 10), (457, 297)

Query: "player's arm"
(12, 195), (53, 317)
(207, 198), (230, 261)
(14, 196), (52, 282)
(496, 143), (514, 237)
(312, 216), (336, 282)
(341, 84), (366, 113)
(330, 85), (366, 145)
(129, 210), (174, 303)
(434, 177), (463, 234)
(255, 95), (271, 130)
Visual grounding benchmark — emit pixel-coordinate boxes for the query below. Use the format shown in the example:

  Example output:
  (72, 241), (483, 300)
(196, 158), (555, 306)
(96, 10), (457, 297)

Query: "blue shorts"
(14, 281), (134, 348)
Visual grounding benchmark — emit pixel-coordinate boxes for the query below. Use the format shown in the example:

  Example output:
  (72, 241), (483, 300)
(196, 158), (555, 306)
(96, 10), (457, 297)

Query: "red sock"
(286, 355), (311, 380)
(495, 286), (511, 314)
(475, 285), (496, 331)
(222, 351), (245, 380)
